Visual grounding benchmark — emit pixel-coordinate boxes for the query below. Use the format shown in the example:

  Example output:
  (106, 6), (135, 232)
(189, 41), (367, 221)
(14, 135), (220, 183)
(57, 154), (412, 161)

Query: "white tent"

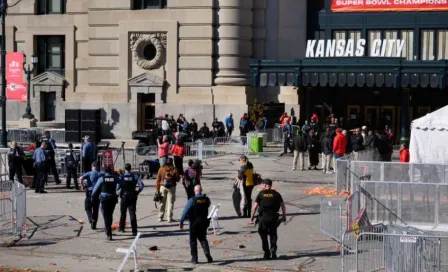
(410, 105), (448, 163)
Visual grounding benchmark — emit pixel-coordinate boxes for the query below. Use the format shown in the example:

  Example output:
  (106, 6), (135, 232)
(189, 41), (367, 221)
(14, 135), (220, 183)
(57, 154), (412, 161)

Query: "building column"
(214, 0), (253, 86)
(306, 87), (313, 121)
(400, 88), (410, 145)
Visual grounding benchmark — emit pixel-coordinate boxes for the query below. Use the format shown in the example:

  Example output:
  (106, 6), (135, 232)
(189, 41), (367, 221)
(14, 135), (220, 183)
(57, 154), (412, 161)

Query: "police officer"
(117, 163), (144, 236)
(65, 143), (79, 190)
(79, 162), (103, 230)
(41, 131), (61, 184)
(91, 166), (119, 240)
(32, 142), (49, 193)
(249, 179), (286, 260)
(180, 185), (213, 264)
(8, 141), (25, 184)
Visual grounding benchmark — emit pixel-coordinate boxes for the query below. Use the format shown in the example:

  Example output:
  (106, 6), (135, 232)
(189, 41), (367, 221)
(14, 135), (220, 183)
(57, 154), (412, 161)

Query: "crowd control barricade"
(0, 180), (27, 245)
(213, 136), (249, 156)
(54, 148), (83, 176)
(320, 198), (348, 243)
(344, 226), (448, 272)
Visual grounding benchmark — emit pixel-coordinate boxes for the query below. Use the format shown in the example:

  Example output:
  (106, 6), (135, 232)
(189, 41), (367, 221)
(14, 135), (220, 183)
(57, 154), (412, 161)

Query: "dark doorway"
(263, 102), (285, 128)
(42, 92), (56, 121)
(138, 93), (156, 130)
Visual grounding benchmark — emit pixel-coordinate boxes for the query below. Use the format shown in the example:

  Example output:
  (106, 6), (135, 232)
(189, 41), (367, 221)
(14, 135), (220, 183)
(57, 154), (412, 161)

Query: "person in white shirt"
(361, 126), (367, 143)
(162, 114), (171, 136)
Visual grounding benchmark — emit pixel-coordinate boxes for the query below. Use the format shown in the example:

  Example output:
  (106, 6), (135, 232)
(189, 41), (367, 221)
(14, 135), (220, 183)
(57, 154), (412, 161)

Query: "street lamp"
(22, 53), (37, 119)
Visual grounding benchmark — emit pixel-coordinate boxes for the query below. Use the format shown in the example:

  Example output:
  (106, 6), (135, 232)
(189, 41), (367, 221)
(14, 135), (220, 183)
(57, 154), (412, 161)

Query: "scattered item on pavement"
(301, 186), (350, 196)
(149, 246), (158, 251)
(238, 245), (245, 249)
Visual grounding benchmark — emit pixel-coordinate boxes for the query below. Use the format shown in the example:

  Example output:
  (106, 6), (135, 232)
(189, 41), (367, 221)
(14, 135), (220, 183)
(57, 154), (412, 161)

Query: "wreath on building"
(130, 33), (167, 70)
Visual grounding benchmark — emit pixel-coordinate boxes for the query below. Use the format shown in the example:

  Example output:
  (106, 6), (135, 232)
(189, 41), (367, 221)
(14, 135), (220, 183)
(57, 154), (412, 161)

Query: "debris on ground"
(301, 186), (350, 196)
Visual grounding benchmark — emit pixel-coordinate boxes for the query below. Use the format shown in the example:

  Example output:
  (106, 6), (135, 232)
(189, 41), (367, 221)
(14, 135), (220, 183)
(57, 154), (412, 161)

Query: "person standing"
(225, 113), (234, 137)
(238, 155), (254, 218)
(118, 163), (144, 236)
(41, 131), (61, 184)
(333, 128), (347, 161)
(189, 119), (199, 142)
(65, 143), (80, 190)
(171, 138), (186, 176)
(399, 143), (410, 163)
(157, 135), (170, 167)
(320, 131), (333, 174)
(183, 160), (202, 199)
(33, 142), (49, 193)
(249, 179), (286, 260)
(91, 166), (119, 240)
(162, 114), (171, 136)
(8, 141), (25, 184)
(199, 123), (210, 139)
(156, 157), (180, 223)
(291, 131), (307, 171)
(179, 185), (213, 264)
(79, 162), (103, 230)
(239, 114), (249, 145)
(82, 135), (96, 173)
(280, 119), (292, 156)
(351, 128), (364, 160)
(307, 130), (320, 170)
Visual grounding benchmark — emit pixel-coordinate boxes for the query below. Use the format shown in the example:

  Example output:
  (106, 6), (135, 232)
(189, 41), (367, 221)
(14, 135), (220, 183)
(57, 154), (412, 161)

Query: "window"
(333, 30), (361, 41)
(37, 36), (65, 75)
(437, 30), (448, 60)
(421, 30), (435, 60)
(37, 0), (65, 15)
(132, 0), (166, 9)
(367, 30), (414, 60)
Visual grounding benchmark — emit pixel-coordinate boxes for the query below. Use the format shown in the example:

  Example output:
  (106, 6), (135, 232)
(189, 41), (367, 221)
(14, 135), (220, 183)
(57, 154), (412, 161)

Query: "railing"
(343, 227), (448, 272)
(0, 180), (26, 245)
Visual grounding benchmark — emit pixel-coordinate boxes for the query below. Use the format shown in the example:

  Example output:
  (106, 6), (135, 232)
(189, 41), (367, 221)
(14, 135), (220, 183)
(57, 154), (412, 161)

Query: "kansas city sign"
(305, 39), (406, 58)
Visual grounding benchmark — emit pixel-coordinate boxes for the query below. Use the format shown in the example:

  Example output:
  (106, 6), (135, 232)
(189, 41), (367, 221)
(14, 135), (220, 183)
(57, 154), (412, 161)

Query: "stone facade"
(3, 0), (307, 138)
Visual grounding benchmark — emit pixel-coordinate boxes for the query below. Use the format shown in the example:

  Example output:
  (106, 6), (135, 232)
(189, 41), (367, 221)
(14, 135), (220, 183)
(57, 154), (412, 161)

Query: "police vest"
(121, 174), (137, 193)
(259, 190), (280, 218)
(66, 150), (75, 167)
(190, 195), (209, 221)
(101, 176), (116, 194)
(41, 136), (53, 150)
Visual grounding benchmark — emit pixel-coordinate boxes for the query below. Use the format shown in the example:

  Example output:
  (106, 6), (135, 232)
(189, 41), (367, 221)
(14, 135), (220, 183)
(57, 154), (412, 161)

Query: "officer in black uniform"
(41, 131), (61, 184)
(249, 179), (286, 260)
(91, 166), (119, 240)
(117, 163), (144, 236)
(180, 185), (213, 264)
(65, 143), (79, 189)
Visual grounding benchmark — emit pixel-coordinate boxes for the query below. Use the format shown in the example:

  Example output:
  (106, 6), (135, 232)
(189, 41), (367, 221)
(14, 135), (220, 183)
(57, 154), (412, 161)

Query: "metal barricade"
(213, 136), (248, 156)
(272, 124), (283, 143)
(0, 180), (26, 245)
(7, 128), (40, 143)
(49, 130), (65, 144)
(320, 198), (348, 243)
(54, 149), (83, 176)
(351, 229), (448, 272)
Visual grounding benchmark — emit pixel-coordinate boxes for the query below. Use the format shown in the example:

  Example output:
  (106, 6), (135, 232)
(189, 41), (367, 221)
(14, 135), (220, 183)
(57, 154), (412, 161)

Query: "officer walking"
(91, 166), (119, 240)
(79, 162), (103, 230)
(32, 142), (49, 193)
(65, 143), (79, 190)
(180, 185), (213, 264)
(249, 179), (286, 260)
(8, 141), (25, 184)
(117, 163), (144, 236)
(82, 135), (97, 173)
(41, 131), (61, 184)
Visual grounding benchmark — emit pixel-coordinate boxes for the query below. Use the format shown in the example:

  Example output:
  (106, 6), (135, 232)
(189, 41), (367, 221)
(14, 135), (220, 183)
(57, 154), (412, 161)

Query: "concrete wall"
(3, 0), (307, 139)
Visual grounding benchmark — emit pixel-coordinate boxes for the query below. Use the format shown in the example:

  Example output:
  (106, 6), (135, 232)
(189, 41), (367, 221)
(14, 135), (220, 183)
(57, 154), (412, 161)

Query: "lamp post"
(22, 53), (37, 119)
(1, 0), (7, 147)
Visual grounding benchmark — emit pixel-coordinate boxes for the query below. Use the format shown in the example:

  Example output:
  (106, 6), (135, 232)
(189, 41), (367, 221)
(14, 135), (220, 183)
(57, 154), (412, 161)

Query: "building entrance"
(138, 93), (156, 130)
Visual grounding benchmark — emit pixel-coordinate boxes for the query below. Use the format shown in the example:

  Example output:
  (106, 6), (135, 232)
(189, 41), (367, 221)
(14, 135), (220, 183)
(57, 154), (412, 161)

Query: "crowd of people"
(278, 112), (408, 172)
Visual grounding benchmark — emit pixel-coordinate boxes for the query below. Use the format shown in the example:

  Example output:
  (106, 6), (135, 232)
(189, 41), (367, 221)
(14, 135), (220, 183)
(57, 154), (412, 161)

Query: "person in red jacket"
(399, 143), (410, 163)
(333, 128), (346, 160)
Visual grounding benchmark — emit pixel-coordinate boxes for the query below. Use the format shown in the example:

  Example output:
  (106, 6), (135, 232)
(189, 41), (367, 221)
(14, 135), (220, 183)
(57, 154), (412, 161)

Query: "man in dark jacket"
(343, 130), (353, 155)
(376, 131), (392, 161)
(291, 131), (307, 170)
(320, 131), (333, 173)
(351, 128), (364, 153)
(363, 130), (378, 149)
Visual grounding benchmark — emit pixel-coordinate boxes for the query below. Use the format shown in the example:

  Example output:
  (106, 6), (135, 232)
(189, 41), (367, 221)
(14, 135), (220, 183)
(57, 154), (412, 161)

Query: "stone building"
(3, 0), (306, 138)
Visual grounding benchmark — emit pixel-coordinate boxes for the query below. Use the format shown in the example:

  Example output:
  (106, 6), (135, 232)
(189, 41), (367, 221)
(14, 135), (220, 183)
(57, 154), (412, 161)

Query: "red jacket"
(171, 144), (186, 157)
(333, 134), (347, 155)
(400, 149), (410, 163)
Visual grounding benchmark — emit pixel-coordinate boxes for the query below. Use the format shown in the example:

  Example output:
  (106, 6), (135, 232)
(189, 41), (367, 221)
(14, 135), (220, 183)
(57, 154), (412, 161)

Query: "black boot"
(191, 257), (198, 264)
(130, 220), (137, 236)
(206, 254), (213, 263)
(271, 250), (277, 260)
(263, 252), (271, 260)
(91, 220), (97, 230)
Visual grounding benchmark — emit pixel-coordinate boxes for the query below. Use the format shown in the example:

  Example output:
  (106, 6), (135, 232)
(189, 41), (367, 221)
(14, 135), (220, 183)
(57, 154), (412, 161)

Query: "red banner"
(331, 0), (448, 12)
(6, 52), (24, 81)
(102, 150), (114, 171)
(6, 80), (27, 102)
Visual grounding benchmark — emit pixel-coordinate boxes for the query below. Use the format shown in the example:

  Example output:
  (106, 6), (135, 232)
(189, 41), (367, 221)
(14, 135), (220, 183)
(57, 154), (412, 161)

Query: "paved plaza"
(0, 153), (342, 272)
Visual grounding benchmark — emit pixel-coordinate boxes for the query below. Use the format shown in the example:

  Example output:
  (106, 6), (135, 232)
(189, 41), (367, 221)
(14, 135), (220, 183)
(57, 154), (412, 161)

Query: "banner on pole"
(6, 80), (27, 102)
(6, 52), (24, 81)
(331, 0), (448, 12)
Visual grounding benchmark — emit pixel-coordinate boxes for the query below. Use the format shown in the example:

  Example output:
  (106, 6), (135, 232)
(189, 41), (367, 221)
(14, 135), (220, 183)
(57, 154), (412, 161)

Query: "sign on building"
(305, 39), (406, 58)
(331, 0), (448, 12)
(6, 52), (26, 102)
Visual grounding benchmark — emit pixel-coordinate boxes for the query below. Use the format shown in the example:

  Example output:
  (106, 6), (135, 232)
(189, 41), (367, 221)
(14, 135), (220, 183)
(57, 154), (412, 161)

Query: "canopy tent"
(410, 105), (448, 164)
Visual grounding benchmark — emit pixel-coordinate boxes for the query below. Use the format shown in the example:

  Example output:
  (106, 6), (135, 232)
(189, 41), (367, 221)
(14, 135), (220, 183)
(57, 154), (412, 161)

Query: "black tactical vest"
(41, 136), (53, 151)
(259, 190), (280, 218)
(191, 195), (209, 221)
(66, 150), (75, 167)
(121, 174), (137, 193)
(101, 176), (116, 194)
